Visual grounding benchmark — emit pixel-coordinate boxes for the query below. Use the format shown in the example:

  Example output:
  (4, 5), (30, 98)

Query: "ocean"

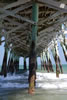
(0, 64), (67, 100)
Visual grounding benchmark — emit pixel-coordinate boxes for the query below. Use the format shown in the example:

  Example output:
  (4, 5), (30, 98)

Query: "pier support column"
(8, 52), (13, 73)
(7, 53), (11, 72)
(43, 51), (47, 71)
(49, 59), (54, 72)
(51, 46), (60, 77)
(9, 53), (14, 74)
(55, 42), (63, 74)
(55, 54), (60, 77)
(55, 42), (60, 77)
(41, 53), (43, 70)
(58, 57), (63, 74)
(46, 51), (50, 72)
(24, 57), (27, 70)
(61, 42), (67, 61)
(29, 41), (36, 94)
(62, 34), (67, 61)
(28, 1), (38, 94)
(1, 47), (8, 77)
(16, 56), (19, 71)
(14, 56), (19, 72)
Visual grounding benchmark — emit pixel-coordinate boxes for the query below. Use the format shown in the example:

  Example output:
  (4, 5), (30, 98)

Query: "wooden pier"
(0, 0), (67, 94)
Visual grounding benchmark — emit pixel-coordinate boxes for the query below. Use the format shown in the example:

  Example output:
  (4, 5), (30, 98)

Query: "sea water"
(0, 65), (67, 100)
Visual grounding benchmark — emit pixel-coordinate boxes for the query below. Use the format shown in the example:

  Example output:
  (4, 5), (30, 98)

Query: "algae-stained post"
(1, 46), (8, 77)
(24, 57), (27, 70)
(28, 0), (38, 94)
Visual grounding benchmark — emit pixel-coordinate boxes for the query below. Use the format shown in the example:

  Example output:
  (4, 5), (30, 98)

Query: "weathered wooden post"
(43, 51), (46, 70)
(58, 57), (63, 74)
(9, 53), (14, 74)
(51, 43), (60, 77)
(36, 58), (38, 70)
(61, 24), (67, 61)
(61, 42), (67, 61)
(24, 57), (27, 70)
(46, 50), (50, 72)
(55, 41), (60, 77)
(16, 56), (19, 71)
(14, 55), (19, 72)
(63, 35), (67, 49)
(46, 49), (54, 72)
(8, 52), (13, 73)
(1, 46), (8, 77)
(7, 52), (11, 72)
(28, 0), (38, 94)
(63, 35), (67, 61)
(41, 53), (44, 70)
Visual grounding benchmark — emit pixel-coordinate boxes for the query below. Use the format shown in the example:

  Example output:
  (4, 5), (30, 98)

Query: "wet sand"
(0, 89), (67, 100)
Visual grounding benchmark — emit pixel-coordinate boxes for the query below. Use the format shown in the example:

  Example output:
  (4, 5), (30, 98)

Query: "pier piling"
(28, 1), (38, 94)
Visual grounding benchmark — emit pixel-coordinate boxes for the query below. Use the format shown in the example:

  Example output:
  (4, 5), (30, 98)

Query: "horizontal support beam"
(4, 0), (31, 9)
(5, 22), (28, 39)
(39, 16), (67, 35)
(0, 2), (32, 19)
(38, 0), (67, 13)
(38, 11), (63, 25)
(0, 8), (35, 25)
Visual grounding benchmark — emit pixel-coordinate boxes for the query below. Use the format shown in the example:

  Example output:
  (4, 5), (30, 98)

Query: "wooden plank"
(39, 16), (67, 35)
(6, 25), (22, 37)
(12, 2), (32, 13)
(38, 0), (67, 13)
(38, 11), (63, 25)
(6, 33), (25, 43)
(0, 2), (32, 19)
(0, 8), (35, 25)
(4, 0), (31, 9)
(11, 42), (29, 50)
(4, 18), (24, 26)
(37, 30), (63, 47)
(7, 33), (27, 45)
(6, 22), (28, 39)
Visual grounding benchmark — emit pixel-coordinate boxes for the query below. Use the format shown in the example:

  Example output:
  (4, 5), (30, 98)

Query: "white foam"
(0, 73), (28, 81)
(36, 72), (67, 89)
(36, 72), (67, 80)
(0, 71), (67, 90)
(1, 83), (28, 88)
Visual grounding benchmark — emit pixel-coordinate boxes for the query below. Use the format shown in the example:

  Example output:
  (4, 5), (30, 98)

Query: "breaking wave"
(0, 71), (67, 90)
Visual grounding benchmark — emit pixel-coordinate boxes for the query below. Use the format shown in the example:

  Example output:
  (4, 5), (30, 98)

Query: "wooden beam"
(6, 32), (27, 43)
(12, 44), (28, 51)
(4, 0), (31, 9)
(6, 25), (22, 38)
(0, 8), (35, 25)
(39, 16), (67, 35)
(28, 1), (38, 94)
(37, 31), (63, 47)
(8, 35), (28, 48)
(0, 2), (32, 20)
(38, 0), (67, 13)
(38, 11), (63, 25)
(10, 2), (32, 13)
(6, 22), (28, 39)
